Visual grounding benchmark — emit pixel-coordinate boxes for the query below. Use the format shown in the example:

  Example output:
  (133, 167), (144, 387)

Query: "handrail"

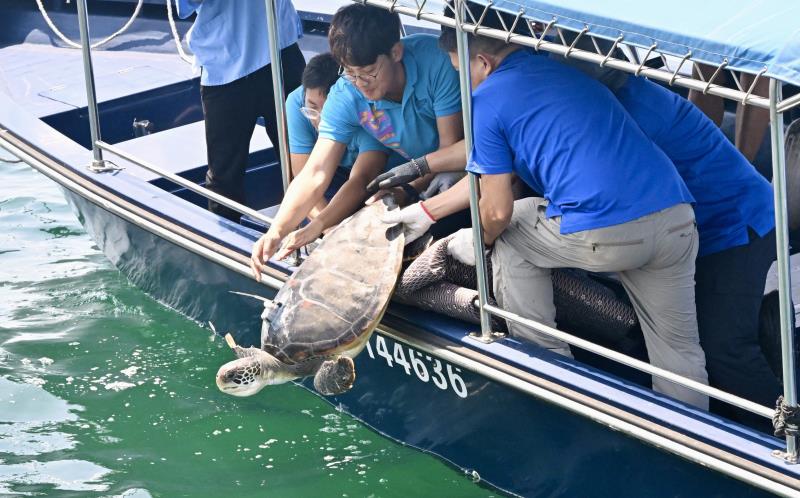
(484, 304), (774, 418)
(264, 0), (293, 192)
(62, 0), (798, 460)
(75, 0), (105, 170)
(96, 141), (276, 227)
(356, 0), (800, 461)
(769, 80), (799, 462)
(454, 1), (496, 341)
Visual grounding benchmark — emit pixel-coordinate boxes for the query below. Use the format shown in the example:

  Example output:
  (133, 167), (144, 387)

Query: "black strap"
(773, 395), (800, 437)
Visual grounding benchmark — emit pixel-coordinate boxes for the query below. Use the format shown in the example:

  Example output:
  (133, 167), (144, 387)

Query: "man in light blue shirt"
(177, 0), (305, 221)
(250, 5), (464, 277)
(275, 53), (397, 256)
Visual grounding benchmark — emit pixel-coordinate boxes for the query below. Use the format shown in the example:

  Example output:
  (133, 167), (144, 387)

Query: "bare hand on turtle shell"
(250, 230), (283, 281)
(274, 219), (324, 261)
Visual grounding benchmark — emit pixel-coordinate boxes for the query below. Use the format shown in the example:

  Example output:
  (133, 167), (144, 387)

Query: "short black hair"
(329, 4), (401, 67)
(301, 53), (340, 95)
(438, 1), (515, 56)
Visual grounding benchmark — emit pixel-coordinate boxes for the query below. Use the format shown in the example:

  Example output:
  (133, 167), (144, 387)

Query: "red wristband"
(419, 201), (436, 222)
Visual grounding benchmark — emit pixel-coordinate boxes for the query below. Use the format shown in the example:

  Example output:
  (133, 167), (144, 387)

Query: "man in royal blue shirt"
(575, 65), (779, 429)
(177, 0), (305, 221)
(383, 10), (708, 409)
(250, 5), (464, 275)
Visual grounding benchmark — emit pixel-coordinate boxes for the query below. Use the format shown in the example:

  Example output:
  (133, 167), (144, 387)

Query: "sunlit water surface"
(0, 157), (496, 497)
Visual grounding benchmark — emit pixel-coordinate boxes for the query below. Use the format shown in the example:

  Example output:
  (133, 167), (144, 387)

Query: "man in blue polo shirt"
(607, 72), (778, 428)
(419, 15), (709, 409)
(177, 0), (305, 221)
(536, 33), (780, 427)
(250, 4), (463, 275)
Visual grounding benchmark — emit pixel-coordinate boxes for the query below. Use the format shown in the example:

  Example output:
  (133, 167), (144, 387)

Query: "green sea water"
(0, 157), (497, 497)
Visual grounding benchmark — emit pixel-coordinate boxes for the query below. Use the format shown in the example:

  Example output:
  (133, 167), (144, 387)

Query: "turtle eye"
(225, 371), (238, 384)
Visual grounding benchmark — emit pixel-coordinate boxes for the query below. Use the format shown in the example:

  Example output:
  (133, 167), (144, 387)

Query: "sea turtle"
(216, 198), (404, 397)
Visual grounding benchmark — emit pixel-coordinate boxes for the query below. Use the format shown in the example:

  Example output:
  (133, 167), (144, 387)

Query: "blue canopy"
(474, 0), (800, 87)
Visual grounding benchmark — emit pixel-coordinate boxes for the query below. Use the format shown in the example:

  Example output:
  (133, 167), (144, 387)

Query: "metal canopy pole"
(75, 0), (106, 170)
(769, 78), (799, 463)
(264, 0), (292, 192)
(455, 0), (497, 342)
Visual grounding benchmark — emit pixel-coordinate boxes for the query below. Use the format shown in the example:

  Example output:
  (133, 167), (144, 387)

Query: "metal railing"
(72, 0), (293, 193)
(354, 0), (799, 462)
(68, 0), (799, 465)
(95, 141), (277, 227)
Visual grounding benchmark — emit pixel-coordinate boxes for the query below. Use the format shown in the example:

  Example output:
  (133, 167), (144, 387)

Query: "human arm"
(275, 150), (388, 259)
(478, 173), (514, 245)
(250, 139), (347, 280)
(290, 153), (309, 178)
(379, 175), (471, 244)
(367, 139), (468, 193)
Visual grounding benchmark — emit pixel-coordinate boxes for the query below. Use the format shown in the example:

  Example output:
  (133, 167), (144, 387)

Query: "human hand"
(420, 172), (465, 200)
(250, 229), (283, 281)
(274, 219), (324, 260)
(381, 202), (436, 245)
(447, 228), (475, 266)
(366, 156), (430, 194)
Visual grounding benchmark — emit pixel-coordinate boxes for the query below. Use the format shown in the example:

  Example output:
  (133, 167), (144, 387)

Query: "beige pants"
(492, 198), (709, 409)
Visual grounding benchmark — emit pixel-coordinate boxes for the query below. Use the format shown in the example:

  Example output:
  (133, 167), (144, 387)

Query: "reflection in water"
(0, 377), (112, 494)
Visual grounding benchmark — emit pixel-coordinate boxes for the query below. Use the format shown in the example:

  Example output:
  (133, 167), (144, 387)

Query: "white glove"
(420, 172), (465, 200)
(381, 202), (435, 245)
(447, 228), (476, 266)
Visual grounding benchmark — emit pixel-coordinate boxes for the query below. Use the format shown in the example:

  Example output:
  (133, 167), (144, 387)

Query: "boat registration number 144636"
(364, 334), (468, 398)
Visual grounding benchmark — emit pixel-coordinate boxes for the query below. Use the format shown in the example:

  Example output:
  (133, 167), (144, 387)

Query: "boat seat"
(114, 121), (272, 185)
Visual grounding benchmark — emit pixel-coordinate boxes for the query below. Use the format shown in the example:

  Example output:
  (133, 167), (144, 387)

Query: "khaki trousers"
(491, 198), (709, 409)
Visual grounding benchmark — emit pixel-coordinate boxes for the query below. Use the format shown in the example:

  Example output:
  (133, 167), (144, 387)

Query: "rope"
(166, 0), (195, 64)
(0, 154), (22, 163)
(773, 395), (800, 437)
(35, 0), (144, 50)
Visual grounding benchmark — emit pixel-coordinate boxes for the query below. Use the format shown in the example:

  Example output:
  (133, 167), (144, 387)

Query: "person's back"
(616, 77), (774, 255)
(472, 50), (693, 233)
(613, 75), (780, 430)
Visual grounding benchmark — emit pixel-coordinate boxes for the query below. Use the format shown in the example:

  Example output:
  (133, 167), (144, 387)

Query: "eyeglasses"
(339, 57), (386, 85)
(299, 106), (320, 120)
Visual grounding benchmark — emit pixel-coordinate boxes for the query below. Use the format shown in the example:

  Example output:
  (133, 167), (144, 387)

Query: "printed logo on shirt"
(359, 106), (409, 159)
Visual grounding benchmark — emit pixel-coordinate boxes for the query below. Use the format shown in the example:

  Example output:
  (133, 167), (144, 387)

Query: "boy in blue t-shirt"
(251, 4), (464, 277)
(279, 53), (394, 252)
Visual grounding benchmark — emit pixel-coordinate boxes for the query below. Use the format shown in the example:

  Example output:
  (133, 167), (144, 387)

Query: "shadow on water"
(0, 159), (500, 497)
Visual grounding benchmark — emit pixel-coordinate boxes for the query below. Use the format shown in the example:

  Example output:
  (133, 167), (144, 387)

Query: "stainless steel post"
(769, 78), (798, 463)
(75, 0), (105, 169)
(264, 0), (292, 192)
(455, 0), (495, 341)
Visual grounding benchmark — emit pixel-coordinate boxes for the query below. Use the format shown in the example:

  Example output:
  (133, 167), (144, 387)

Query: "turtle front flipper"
(225, 333), (262, 359)
(313, 356), (356, 396)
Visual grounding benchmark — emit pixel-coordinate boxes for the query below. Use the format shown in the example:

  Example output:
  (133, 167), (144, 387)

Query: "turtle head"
(215, 334), (293, 397)
(215, 351), (292, 397)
